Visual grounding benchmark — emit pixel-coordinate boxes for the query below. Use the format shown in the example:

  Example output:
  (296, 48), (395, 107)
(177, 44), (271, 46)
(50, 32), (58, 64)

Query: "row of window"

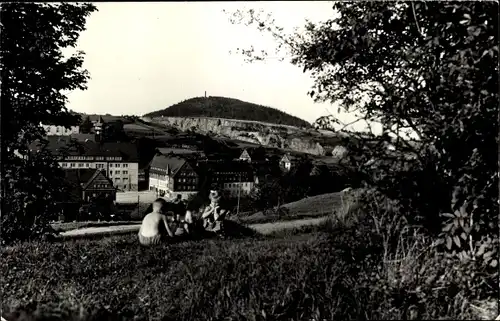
(110, 163), (128, 168)
(61, 163), (132, 175)
(109, 170), (128, 175)
(90, 184), (111, 189)
(65, 156), (124, 161)
(214, 177), (251, 182)
(225, 182), (252, 189)
(61, 162), (130, 168)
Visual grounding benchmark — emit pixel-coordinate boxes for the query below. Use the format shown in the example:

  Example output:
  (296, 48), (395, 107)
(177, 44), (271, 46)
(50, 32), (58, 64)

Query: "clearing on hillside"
(238, 192), (345, 224)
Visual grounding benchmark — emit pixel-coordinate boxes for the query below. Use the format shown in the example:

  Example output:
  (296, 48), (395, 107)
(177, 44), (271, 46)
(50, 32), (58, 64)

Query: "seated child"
(138, 199), (174, 246)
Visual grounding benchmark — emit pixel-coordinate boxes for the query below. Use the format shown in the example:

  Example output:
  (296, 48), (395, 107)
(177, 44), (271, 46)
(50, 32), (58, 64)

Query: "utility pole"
(236, 172), (241, 215)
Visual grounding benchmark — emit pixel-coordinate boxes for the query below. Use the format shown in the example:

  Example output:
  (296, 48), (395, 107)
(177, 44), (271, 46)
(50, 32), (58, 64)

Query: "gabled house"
(238, 147), (268, 163)
(206, 161), (255, 198)
(148, 155), (200, 200)
(279, 153), (295, 171)
(81, 169), (116, 202)
(64, 168), (116, 203)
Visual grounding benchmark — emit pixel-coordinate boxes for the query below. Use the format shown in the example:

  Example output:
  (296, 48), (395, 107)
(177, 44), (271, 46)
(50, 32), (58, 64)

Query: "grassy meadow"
(3, 193), (497, 321)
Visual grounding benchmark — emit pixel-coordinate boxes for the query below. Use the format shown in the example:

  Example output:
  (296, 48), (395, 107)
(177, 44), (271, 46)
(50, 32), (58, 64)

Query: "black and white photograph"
(1, 1), (499, 320)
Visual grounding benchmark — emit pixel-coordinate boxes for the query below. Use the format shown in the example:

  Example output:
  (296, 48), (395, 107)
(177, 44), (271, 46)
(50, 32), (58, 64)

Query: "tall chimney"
(205, 91), (207, 98)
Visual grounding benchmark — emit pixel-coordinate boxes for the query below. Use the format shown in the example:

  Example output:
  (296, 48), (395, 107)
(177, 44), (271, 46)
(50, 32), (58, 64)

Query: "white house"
(148, 155), (199, 200)
(30, 138), (140, 191)
(279, 154), (294, 171)
(42, 124), (80, 136)
(210, 161), (255, 198)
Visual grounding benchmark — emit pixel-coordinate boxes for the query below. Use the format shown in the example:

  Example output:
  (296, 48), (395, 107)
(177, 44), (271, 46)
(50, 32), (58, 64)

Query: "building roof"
(82, 169), (114, 190)
(239, 147), (268, 161)
(64, 168), (97, 184)
(158, 147), (205, 156)
(206, 160), (254, 174)
(29, 139), (139, 161)
(150, 155), (191, 176)
(70, 133), (96, 142)
(63, 169), (97, 202)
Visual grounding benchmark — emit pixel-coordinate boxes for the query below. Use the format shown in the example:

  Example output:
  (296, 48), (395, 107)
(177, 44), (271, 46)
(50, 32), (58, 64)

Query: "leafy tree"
(1, 3), (97, 243)
(229, 2), (498, 264)
(80, 115), (93, 134)
(103, 120), (129, 142)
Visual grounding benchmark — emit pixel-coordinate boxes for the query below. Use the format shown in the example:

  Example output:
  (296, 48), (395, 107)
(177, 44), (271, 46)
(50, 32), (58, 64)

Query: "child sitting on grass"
(138, 199), (174, 246)
(171, 209), (195, 238)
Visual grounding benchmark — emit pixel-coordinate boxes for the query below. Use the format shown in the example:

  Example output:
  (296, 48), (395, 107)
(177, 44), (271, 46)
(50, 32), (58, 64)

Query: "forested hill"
(143, 96), (312, 128)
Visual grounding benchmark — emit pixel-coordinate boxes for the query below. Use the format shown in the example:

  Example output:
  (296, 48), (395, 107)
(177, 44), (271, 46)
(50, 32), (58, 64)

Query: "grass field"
(235, 192), (344, 224)
(4, 215), (493, 321)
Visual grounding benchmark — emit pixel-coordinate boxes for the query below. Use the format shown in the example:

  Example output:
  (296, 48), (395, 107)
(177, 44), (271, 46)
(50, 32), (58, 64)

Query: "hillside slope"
(143, 96), (311, 128)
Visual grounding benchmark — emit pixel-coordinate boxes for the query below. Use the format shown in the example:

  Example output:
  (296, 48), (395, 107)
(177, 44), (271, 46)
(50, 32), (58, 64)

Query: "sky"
(66, 1), (379, 133)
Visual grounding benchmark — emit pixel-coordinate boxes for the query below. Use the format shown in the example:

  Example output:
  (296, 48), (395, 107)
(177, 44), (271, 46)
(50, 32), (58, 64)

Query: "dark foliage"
(1, 3), (97, 243)
(230, 0), (498, 273)
(79, 116), (93, 134)
(143, 96), (312, 128)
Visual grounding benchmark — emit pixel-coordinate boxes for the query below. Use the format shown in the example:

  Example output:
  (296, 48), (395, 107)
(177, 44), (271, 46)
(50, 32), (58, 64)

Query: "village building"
(157, 147), (206, 159)
(65, 168), (117, 203)
(279, 153), (295, 171)
(29, 137), (140, 191)
(148, 155), (200, 200)
(41, 124), (80, 136)
(237, 147), (268, 163)
(206, 161), (255, 198)
(61, 168), (116, 220)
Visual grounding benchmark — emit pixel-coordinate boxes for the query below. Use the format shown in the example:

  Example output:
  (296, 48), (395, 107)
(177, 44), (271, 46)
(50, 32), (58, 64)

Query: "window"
(70, 163), (75, 168)
(123, 164), (128, 168)
(115, 170), (120, 175)
(115, 163), (121, 168)
(123, 170), (128, 174)
(124, 177), (128, 181)
(115, 178), (121, 182)
(97, 164), (104, 169)
(78, 163), (84, 168)
(85, 163), (90, 168)
(109, 164), (113, 167)
(109, 170), (113, 175)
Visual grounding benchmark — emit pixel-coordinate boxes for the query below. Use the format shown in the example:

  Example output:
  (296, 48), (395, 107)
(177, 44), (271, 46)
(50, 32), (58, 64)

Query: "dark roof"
(29, 139), (139, 161)
(158, 147), (205, 156)
(70, 133), (96, 142)
(240, 147), (267, 161)
(64, 168), (96, 184)
(202, 160), (254, 174)
(97, 115), (105, 124)
(63, 169), (96, 203)
(82, 169), (114, 190)
(29, 136), (73, 154)
(150, 155), (190, 176)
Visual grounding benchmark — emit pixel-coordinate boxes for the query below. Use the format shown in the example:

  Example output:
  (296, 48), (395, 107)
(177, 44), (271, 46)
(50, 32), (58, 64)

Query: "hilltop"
(143, 96), (312, 128)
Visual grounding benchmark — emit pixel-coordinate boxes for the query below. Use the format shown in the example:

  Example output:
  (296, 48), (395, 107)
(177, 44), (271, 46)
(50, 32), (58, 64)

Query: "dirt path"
(58, 216), (329, 239)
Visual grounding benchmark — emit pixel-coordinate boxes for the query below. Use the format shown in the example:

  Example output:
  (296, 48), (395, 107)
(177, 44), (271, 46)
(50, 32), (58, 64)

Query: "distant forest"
(143, 96), (312, 128)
